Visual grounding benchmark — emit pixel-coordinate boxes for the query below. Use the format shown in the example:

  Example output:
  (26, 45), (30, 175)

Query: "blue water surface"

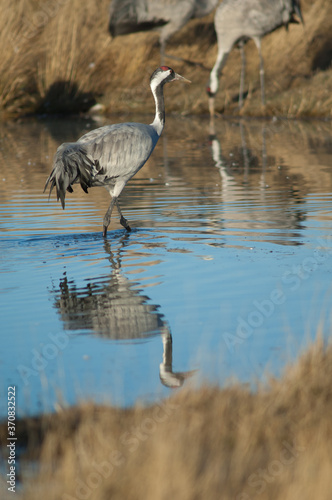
(1, 116), (332, 417)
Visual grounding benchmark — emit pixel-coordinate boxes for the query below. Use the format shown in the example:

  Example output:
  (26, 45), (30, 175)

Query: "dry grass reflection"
(1, 336), (331, 499)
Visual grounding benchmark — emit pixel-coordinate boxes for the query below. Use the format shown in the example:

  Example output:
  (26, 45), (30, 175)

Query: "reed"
(0, 0), (35, 115)
(4, 335), (331, 500)
(34, 0), (113, 113)
(0, 0), (331, 118)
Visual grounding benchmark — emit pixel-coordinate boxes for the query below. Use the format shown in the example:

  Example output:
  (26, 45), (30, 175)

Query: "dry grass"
(0, 0), (36, 115)
(0, 336), (331, 499)
(0, 0), (332, 118)
(34, 0), (114, 113)
(0, 0), (113, 117)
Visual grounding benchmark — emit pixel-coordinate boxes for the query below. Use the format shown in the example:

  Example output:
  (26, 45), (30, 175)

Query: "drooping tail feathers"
(44, 142), (95, 209)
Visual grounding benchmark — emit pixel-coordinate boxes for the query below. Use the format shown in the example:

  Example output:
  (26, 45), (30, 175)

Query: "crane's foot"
(120, 216), (131, 232)
(103, 213), (111, 238)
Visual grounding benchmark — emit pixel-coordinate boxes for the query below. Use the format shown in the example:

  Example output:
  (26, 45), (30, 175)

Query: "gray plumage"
(44, 66), (190, 237)
(49, 124), (156, 206)
(109, 0), (219, 63)
(207, 0), (303, 116)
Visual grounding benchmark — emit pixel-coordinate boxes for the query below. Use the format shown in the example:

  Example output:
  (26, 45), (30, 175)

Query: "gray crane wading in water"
(109, 0), (219, 64)
(207, 0), (303, 118)
(44, 67), (190, 237)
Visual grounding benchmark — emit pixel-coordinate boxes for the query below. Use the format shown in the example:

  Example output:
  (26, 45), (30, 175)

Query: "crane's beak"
(173, 73), (191, 84)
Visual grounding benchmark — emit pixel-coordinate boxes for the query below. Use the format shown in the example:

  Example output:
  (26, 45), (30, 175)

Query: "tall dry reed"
(0, 0), (332, 117)
(2, 336), (330, 500)
(0, 0), (113, 116)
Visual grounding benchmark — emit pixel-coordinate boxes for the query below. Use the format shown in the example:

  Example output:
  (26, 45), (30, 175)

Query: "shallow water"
(1, 115), (332, 417)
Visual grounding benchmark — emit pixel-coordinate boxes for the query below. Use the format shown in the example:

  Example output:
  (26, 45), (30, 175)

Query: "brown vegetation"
(0, 336), (331, 499)
(1, 0), (332, 118)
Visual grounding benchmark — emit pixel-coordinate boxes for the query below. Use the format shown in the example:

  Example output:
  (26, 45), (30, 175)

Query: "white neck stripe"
(150, 70), (171, 93)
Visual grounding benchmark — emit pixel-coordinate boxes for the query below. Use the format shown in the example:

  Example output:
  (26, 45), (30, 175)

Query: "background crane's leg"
(254, 37), (265, 106)
(160, 39), (166, 65)
(115, 199), (131, 232)
(239, 41), (246, 109)
(103, 197), (116, 237)
(208, 49), (230, 120)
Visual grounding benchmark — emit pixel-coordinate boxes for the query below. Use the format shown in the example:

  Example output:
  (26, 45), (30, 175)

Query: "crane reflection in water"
(51, 236), (195, 389)
(207, 119), (306, 246)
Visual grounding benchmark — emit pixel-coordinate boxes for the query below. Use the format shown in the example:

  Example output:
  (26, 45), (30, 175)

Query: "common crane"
(44, 66), (190, 237)
(207, 0), (303, 117)
(109, 0), (219, 63)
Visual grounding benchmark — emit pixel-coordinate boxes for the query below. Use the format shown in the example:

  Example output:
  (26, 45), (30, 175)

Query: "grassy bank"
(1, 0), (332, 119)
(1, 336), (332, 499)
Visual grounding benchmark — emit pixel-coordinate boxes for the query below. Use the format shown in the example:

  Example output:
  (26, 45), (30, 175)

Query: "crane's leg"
(103, 182), (132, 236)
(207, 49), (229, 121)
(115, 199), (131, 232)
(103, 197), (116, 237)
(102, 197), (131, 237)
(239, 41), (246, 109)
(160, 40), (166, 65)
(253, 37), (265, 107)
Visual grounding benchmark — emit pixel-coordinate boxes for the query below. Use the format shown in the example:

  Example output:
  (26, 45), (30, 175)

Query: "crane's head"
(206, 85), (215, 99)
(206, 69), (219, 99)
(150, 66), (191, 91)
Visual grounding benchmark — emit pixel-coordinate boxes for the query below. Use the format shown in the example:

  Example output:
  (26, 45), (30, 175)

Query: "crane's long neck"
(151, 82), (165, 136)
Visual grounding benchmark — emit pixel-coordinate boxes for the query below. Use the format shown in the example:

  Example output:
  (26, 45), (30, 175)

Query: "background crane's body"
(109, 0), (219, 62)
(207, 0), (303, 115)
